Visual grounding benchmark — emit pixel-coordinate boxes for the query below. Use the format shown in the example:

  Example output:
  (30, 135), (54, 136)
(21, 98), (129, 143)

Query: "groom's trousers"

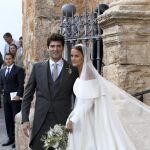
(32, 112), (57, 150)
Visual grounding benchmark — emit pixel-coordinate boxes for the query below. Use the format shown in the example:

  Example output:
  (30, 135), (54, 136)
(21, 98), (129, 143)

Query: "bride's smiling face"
(71, 48), (84, 69)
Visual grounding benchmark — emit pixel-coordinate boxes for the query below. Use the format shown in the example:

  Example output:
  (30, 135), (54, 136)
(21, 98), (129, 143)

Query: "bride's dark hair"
(73, 45), (83, 55)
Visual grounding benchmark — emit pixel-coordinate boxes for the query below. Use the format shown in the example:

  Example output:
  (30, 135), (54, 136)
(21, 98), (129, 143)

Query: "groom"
(21, 33), (78, 150)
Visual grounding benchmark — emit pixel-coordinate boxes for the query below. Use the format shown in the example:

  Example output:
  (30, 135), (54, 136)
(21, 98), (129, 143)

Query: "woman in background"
(9, 44), (23, 67)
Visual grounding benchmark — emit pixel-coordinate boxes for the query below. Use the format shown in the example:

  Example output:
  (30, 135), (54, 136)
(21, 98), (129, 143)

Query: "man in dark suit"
(21, 33), (78, 150)
(0, 53), (25, 148)
(0, 51), (3, 68)
(0, 51), (3, 108)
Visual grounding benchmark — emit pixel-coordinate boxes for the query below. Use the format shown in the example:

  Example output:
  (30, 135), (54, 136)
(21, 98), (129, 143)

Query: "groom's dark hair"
(47, 33), (65, 47)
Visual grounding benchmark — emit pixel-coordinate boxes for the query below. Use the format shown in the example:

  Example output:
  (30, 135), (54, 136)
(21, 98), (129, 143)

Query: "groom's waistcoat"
(48, 67), (63, 112)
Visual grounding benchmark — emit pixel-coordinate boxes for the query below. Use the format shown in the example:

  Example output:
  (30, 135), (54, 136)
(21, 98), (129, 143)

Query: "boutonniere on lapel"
(66, 65), (72, 75)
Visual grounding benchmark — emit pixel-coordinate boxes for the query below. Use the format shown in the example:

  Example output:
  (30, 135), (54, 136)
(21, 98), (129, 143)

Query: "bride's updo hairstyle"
(73, 43), (91, 63)
(73, 45), (84, 56)
(73, 43), (98, 80)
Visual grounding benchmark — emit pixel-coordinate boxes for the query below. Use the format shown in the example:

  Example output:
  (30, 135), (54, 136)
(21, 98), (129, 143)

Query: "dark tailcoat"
(21, 60), (78, 149)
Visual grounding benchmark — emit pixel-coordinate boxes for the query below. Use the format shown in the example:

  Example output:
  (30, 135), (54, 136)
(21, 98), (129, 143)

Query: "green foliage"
(41, 124), (69, 150)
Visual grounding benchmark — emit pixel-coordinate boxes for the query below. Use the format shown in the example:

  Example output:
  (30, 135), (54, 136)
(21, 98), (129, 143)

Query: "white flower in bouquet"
(53, 142), (59, 149)
(54, 125), (63, 135)
(41, 124), (69, 150)
(47, 128), (55, 137)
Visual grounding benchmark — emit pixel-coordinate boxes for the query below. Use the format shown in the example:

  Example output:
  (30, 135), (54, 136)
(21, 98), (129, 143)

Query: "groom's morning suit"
(0, 64), (25, 142)
(21, 59), (78, 150)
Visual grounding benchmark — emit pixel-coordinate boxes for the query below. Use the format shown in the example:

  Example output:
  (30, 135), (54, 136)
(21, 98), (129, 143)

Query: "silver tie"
(52, 63), (58, 81)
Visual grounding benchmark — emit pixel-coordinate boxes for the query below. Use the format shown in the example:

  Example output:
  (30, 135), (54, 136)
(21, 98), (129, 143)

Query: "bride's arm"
(66, 99), (94, 132)
(69, 99), (94, 123)
(66, 78), (100, 127)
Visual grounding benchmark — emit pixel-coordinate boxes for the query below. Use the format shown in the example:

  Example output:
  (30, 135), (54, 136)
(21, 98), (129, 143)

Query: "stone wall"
(98, 0), (150, 104)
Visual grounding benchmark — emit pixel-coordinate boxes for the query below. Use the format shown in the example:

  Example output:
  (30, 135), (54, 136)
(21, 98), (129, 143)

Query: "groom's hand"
(22, 122), (31, 137)
(66, 120), (73, 132)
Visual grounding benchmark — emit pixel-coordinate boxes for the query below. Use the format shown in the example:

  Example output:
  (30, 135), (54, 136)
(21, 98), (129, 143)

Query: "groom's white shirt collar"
(49, 58), (64, 75)
(5, 63), (14, 75)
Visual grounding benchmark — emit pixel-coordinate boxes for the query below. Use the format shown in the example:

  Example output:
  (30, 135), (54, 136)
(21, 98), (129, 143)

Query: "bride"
(66, 43), (150, 150)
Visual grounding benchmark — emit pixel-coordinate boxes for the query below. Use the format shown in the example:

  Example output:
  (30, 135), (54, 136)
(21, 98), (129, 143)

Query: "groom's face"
(48, 41), (64, 62)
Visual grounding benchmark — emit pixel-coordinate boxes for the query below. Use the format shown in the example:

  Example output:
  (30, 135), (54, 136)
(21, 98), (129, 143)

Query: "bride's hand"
(66, 120), (73, 133)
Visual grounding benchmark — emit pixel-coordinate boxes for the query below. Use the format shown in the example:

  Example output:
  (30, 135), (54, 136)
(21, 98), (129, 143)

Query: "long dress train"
(67, 44), (150, 150)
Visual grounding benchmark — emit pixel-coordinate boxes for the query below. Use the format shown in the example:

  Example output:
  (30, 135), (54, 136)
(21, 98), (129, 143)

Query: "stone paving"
(0, 108), (15, 150)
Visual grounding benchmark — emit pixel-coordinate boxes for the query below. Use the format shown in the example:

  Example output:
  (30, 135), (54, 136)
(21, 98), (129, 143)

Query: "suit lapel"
(60, 60), (70, 85)
(2, 68), (6, 82)
(8, 65), (16, 79)
(41, 60), (52, 100)
(2, 65), (16, 82)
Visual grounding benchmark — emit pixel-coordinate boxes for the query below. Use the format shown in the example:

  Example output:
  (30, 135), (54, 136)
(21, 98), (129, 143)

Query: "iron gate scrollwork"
(59, 3), (109, 73)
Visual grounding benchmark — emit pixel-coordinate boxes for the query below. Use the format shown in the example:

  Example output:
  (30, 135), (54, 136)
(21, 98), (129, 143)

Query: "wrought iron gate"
(59, 3), (109, 73)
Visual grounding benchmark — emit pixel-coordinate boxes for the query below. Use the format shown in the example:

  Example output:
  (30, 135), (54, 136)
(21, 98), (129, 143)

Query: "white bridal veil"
(67, 44), (150, 150)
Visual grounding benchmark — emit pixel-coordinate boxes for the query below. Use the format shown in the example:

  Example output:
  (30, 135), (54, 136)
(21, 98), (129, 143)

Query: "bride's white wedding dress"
(67, 44), (150, 150)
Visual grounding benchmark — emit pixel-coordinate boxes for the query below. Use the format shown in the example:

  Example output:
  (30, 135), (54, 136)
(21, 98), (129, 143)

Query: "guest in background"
(19, 36), (23, 48)
(18, 36), (24, 67)
(3, 32), (20, 56)
(9, 44), (23, 67)
(0, 51), (3, 68)
(0, 53), (25, 148)
(9, 44), (17, 56)
(0, 51), (3, 108)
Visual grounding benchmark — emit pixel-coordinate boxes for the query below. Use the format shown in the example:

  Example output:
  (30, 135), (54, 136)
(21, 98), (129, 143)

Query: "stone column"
(98, 0), (150, 104)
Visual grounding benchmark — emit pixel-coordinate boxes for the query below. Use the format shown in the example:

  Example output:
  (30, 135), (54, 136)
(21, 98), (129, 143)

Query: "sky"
(0, 0), (22, 57)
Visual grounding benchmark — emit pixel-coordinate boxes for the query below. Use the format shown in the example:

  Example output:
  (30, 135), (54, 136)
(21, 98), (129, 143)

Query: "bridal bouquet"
(41, 124), (69, 150)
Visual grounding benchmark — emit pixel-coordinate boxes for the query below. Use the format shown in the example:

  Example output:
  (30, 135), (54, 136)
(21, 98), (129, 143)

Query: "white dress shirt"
(5, 64), (14, 76)
(49, 59), (64, 77)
